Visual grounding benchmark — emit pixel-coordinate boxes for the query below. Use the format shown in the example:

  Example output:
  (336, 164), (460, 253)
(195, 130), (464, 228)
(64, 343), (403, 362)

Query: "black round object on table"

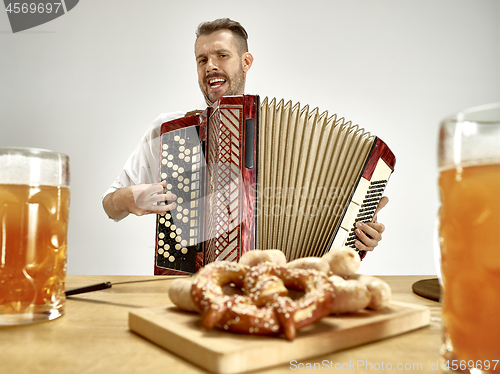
(412, 278), (441, 302)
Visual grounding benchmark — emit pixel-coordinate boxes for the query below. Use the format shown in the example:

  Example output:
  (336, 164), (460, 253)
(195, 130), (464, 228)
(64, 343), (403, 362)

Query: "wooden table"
(0, 275), (442, 374)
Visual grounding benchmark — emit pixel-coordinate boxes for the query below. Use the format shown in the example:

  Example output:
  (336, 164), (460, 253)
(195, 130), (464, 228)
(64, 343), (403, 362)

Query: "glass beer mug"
(438, 103), (500, 373)
(0, 147), (70, 325)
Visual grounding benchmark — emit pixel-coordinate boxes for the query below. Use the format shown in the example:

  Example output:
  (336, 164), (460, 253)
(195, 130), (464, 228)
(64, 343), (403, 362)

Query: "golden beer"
(0, 184), (70, 321)
(440, 163), (500, 371)
(0, 147), (70, 324)
(438, 103), (500, 373)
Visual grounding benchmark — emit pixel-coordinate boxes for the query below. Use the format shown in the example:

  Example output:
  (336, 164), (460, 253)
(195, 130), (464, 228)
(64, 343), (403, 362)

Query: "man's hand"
(354, 196), (389, 252)
(103, 181), (177, 221)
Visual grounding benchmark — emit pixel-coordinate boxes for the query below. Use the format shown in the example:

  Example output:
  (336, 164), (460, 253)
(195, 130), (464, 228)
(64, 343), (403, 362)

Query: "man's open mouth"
(208, 78), (226, 88)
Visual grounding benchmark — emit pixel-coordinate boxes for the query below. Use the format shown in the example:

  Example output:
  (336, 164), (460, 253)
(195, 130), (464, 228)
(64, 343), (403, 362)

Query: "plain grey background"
(1, 0), (499, 275)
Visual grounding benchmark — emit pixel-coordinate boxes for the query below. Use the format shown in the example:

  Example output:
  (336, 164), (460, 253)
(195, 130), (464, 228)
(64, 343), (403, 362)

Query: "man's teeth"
(209, 78), (225, 87)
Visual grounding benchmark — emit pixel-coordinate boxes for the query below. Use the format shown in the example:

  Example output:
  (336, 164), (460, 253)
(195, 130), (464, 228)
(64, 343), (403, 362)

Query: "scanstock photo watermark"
(290, 359), (441, 371)
(3, 0), (79, 33)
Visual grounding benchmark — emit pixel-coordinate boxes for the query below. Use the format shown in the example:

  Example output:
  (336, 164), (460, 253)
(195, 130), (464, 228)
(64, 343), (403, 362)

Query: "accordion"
(154, 95), (395, 275)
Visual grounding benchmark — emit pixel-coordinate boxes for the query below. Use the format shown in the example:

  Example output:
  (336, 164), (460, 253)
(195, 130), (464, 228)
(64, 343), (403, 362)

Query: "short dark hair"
(195, 18), (249, 54)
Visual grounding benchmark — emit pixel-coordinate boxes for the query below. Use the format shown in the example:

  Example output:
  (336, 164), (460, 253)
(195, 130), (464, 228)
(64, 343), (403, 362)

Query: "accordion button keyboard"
(344, 179), (388, 248)
(155, 126), (204, 273)
(330, 158), (393, 254)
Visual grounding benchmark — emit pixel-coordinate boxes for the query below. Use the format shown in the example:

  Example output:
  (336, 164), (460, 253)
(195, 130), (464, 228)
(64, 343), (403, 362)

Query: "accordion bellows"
(154, 95), (395, 275)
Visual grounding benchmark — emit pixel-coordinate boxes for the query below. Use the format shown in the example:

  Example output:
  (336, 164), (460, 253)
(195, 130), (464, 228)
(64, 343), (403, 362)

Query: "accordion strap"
(185, 109), (203, 117)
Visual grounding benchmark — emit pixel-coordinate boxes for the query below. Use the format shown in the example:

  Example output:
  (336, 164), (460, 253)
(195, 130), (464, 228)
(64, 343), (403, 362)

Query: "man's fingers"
(354, 232), (377, 251)
(354, 221), (384, 251)
(144, 182), (166, 195)
(164, 201), (177, 211)
(131, 183), (164, 202)
(147, 201), (177, 214)
(365, 221), (385, 235)
(372, 196), (389, 222)
(150, 193), (177, 204)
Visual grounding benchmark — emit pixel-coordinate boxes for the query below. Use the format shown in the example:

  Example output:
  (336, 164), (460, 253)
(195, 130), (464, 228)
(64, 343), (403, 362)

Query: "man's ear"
(242, 52), (254, 74)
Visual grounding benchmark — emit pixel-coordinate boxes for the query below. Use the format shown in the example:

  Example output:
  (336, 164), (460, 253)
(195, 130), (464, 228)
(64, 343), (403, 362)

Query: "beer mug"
(438, 103), (500, 373)
(0, 147), (70, 325)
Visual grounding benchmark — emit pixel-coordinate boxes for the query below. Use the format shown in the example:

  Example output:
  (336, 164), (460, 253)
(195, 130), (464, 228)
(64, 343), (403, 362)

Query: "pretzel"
(244, 264), (335, 340)
(190, 262), (249, 329)
(329, 275), (371, 314)
(190, 262), (335, 341)
(285, 257), (330, 274)
(347, 274), (392, 310)
(168, 277), (197, 312)
(322, 246), (360, 277)
(238, 249), (286, 267)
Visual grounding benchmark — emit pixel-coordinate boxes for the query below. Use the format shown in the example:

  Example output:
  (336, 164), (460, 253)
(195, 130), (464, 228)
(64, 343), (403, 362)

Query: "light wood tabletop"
(0, 275), (442, 374)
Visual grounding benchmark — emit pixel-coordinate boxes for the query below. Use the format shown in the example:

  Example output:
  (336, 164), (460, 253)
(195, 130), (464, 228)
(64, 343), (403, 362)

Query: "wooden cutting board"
(129, 301), (430, 374)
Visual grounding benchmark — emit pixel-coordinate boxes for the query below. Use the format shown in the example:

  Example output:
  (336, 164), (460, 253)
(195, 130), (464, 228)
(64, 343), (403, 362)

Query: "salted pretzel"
(190, 261), (335, 341)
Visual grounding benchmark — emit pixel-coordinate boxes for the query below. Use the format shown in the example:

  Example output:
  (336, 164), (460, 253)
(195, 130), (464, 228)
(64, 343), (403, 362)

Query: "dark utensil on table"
(65, 276), (188, 296)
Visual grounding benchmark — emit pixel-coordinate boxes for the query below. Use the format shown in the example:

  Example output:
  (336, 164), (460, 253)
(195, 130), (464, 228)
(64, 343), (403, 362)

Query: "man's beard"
(201, 68), (246, 106)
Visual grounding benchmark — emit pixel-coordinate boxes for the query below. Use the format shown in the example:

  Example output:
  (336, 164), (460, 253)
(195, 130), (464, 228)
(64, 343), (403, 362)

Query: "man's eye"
(198, 59), (207, 64)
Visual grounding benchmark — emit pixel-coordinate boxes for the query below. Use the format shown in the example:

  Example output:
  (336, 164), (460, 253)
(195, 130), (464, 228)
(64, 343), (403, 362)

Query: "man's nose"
(206, 57), (218, 72)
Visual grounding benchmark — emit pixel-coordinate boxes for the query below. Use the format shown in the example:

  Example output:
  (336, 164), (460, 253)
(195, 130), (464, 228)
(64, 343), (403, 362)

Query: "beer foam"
(439, 157), (500, 173)
(0, 152), (69, 187)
